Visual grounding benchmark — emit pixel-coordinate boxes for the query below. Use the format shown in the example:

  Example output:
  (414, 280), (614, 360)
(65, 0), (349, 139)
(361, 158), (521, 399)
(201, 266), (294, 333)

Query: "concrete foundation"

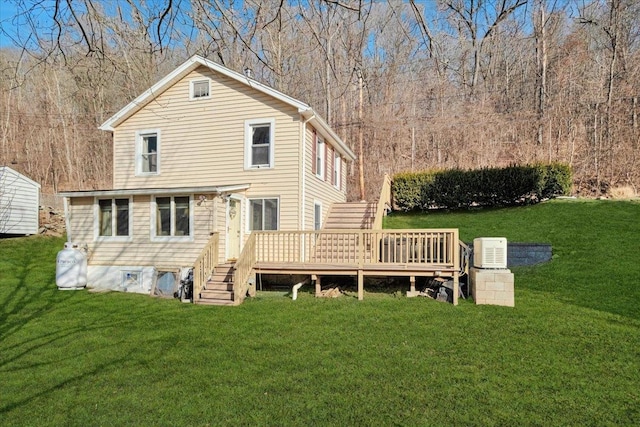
(87, 266), (157, 294)
(470, 267), (514, 307)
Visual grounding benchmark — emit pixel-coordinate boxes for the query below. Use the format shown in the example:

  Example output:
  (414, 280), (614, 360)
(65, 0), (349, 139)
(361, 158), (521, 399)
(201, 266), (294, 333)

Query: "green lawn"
(1, 200), (639, 426)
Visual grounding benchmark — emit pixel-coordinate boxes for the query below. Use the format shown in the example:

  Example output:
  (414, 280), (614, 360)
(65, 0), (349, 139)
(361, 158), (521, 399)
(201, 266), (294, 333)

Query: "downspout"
(292, 281), (305, 301)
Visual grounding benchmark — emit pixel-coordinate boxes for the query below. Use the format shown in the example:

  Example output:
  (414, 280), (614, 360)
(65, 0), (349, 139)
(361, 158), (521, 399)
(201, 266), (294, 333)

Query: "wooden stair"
(323, 201), (376, 230)
(310, 201), (376, 263)
(197, 263), (236, 306)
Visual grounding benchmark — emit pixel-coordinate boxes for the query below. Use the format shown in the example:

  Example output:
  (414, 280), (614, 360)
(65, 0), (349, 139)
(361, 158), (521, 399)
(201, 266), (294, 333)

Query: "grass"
(1, 199), (639, 426)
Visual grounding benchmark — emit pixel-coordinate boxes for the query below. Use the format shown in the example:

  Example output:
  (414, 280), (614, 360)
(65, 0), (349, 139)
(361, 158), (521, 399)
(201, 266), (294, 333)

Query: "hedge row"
(392, 163), (572, 211)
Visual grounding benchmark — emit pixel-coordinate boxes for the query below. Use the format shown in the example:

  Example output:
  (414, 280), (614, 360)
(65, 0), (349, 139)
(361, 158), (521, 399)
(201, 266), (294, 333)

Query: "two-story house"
(59, 55), (356, 295)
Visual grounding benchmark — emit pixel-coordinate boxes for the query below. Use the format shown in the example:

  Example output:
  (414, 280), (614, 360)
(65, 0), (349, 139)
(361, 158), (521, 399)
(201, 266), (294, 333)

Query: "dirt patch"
(610, 186), (637, 199)
(317, 287), (342, 298)
(39, 206), (65, 237)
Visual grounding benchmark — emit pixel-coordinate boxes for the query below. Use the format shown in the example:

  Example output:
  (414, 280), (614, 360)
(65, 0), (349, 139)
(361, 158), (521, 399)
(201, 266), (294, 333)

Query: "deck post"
(313, 274), (321, 297)
(410, 275), (416, 293)
(453, 229), (460, 306)
(453, 272), (459, 306)
(357, 231), (365, 300)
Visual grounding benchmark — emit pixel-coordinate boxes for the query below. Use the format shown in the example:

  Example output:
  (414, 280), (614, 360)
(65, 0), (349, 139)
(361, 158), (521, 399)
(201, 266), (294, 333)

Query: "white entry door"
(227, 198), (241, 260)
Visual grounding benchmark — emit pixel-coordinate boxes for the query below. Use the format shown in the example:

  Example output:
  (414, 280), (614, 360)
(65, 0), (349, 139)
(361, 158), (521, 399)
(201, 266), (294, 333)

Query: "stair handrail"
(373, 173), (392, 230)
(193, 233), (219, 303)
(233, 232), (257, 304)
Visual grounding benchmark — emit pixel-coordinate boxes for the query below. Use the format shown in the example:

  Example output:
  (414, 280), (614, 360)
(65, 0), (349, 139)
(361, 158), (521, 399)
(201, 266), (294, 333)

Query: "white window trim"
(135, 129), (161, 176)
(246, 196), (280, 232)
(316, 135), (325, 180)
(189, 78), (211, 100)
(93, 196), (133, 242)
(334, 152), (341, 190)
(150, 195), (194, 242)
(314, 200), (323, 231)
(244, 118), (275, 170)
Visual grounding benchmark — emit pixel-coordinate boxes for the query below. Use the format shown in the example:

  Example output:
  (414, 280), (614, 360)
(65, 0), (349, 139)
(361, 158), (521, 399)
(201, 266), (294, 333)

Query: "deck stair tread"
(195, 299), (236, 306)
(200, 289), (234, 299)
(205, 282), (234, 291)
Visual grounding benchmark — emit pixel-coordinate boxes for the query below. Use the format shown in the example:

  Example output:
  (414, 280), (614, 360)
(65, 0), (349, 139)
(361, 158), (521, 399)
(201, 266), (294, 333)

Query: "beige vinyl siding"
(112, 65), (301, 233)
(303, 124), (348, 230)
(112, 66), (299, 187)
(68, 194), (216, 267)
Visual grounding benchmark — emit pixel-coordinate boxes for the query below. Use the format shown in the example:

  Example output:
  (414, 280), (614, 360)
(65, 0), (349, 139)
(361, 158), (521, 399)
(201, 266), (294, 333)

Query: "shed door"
(227, 198), (241, 260)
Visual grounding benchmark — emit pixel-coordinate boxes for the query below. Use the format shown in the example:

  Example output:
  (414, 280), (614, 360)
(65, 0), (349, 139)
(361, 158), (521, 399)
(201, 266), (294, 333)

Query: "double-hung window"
(136, 130), (160, 175)
(334, 152), (342, 189)
(245, 119), (275, 169)
(249, 198), (279, 231)
(153, 196), (192, 240)
(315, 135), (325, 179)
(96, 198), (131, 239)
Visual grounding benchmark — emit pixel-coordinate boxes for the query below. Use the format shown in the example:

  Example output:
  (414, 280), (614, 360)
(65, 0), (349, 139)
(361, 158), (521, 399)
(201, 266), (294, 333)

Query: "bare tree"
(439, 0), (527, 94)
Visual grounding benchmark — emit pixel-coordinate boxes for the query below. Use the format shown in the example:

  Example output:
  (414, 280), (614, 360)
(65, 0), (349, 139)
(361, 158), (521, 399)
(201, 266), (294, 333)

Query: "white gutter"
(58, 183), (250, 198)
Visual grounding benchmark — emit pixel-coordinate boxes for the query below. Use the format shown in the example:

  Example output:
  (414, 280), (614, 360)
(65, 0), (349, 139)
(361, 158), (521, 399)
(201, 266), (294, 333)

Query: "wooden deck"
(248, 229), (462, 304)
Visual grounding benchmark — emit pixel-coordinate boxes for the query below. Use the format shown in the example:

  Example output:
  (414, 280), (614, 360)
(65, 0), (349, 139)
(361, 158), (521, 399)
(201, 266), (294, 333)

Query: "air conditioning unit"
(473, 237), (507, 269)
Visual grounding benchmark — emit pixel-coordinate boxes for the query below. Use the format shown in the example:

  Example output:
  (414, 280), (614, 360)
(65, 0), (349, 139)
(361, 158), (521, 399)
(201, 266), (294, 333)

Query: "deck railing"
(373, 174), (392, 230)
(193, 233), (219, 303)
(252, 229), (459, 269)
(233, 232), (257, 304)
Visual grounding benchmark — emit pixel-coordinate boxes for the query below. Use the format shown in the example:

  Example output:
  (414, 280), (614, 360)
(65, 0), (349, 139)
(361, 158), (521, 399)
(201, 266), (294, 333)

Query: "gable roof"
(0, 166), (41, 189)
(99, 55), (355, 161)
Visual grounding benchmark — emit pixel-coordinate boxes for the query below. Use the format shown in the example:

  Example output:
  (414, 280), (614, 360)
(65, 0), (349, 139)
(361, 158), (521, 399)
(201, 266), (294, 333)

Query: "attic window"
(191, 79), (210, 99)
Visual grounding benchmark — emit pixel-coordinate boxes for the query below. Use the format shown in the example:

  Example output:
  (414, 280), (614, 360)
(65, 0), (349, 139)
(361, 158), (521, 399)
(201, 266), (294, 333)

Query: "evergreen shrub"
(392, 163), (572, 211)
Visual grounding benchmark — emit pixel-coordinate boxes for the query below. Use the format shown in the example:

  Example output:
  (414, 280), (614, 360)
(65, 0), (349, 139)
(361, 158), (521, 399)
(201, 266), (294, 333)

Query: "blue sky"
(0, 0), (70, 48)
(0, 1), (559, 50)
(0, 0), (21, 47)
(0, 0), (152, 48)
(0, 0), (441, 49)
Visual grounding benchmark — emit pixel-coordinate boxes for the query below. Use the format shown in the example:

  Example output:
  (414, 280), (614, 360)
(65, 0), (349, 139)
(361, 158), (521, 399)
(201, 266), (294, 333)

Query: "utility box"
(471, 237), (513, 306)
(473, 237), (507, 269)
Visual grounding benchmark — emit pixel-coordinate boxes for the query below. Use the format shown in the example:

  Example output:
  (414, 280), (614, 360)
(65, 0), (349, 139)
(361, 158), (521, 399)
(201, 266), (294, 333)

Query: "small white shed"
(0, 166), (41, 235)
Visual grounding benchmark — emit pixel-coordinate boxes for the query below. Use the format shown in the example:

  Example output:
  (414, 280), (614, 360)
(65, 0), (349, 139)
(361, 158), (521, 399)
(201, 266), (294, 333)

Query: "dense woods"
(1, 0), (638, 201)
